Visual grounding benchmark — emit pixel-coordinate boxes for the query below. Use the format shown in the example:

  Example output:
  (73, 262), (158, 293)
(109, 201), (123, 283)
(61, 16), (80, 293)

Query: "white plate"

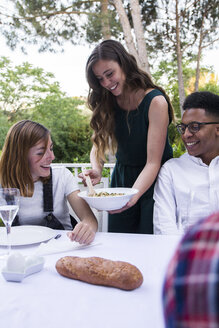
(0, 225), (57, 246)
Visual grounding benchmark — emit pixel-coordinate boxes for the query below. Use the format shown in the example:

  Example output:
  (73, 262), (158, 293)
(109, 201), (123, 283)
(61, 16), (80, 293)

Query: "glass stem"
(6, 222), (11, 255)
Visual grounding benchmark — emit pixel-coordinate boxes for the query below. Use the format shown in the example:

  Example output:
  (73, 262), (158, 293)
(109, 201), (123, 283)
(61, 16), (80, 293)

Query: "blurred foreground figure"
(163, 211), (219, 328)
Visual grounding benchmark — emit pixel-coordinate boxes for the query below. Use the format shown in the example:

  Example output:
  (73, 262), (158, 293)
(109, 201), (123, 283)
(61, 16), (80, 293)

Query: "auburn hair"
(0, 120), (50, 196)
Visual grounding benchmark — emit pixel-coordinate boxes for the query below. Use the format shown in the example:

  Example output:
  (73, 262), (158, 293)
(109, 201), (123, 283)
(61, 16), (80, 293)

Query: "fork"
(54, 234), (61, 240)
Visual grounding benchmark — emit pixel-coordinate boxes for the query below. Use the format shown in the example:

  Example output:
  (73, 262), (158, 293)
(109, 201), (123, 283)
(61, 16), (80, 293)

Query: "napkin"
(34, 238), (100, 256)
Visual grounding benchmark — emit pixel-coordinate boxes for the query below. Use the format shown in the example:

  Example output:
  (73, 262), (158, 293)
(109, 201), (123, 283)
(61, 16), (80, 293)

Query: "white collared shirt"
(153, 152), (219, 234)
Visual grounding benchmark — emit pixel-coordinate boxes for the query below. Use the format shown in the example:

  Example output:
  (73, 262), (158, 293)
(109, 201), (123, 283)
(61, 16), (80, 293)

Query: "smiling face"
(181, 108), (219, 165)
(92, 59), (126, 96)
(28, 135), (55, 181)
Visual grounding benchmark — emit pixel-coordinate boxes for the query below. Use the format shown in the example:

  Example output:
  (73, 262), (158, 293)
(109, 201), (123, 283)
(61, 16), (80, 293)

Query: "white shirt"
(153, 152), (219, 234)
(18, 167), (79, 230)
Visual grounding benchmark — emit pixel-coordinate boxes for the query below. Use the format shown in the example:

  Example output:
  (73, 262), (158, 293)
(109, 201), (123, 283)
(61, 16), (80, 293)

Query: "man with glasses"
(153, 91), (219, 234)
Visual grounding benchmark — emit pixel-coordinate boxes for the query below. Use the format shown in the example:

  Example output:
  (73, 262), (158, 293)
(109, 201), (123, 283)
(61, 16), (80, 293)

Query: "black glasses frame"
(176, 121), (219, 135)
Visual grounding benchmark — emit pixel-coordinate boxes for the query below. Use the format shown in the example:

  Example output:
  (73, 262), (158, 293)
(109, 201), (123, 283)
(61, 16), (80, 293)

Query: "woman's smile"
(92, 59), (126, 96)
(28, 136), (55, 181)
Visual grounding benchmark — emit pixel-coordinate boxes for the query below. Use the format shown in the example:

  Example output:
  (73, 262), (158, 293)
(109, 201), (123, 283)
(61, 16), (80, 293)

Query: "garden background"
(0, 0), (218, 164)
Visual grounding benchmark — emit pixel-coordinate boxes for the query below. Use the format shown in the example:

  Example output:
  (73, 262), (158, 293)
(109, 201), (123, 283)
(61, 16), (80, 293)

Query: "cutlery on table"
(54, 234), (61, 240)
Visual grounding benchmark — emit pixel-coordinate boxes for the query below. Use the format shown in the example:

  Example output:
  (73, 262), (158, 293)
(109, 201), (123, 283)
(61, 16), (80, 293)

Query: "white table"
(0, 232), (181, 328)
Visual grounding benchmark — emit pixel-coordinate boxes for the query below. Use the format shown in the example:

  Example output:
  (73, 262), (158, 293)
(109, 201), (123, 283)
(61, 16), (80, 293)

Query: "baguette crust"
(56, 256), (143, 290)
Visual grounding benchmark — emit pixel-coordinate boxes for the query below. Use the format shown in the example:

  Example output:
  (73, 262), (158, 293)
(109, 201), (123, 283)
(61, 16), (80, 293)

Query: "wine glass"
(177, 190), (206, 234)
(177, 190), (195, 233)
(0, 188), (20, 256)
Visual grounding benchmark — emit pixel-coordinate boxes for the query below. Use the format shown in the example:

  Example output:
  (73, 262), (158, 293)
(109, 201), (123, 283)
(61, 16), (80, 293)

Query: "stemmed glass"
(0, 188), (20, 256)
(177, 190), (195, 233)
(177, 190), (205, 234)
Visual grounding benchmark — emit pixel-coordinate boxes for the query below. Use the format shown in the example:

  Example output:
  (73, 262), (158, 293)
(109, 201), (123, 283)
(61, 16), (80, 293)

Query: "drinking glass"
(0, 188), (20, 256)
(177, 190), (195, 233)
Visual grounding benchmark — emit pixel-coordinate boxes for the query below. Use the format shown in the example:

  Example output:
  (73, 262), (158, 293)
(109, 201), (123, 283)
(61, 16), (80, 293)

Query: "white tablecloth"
(0, 232), (181, 328)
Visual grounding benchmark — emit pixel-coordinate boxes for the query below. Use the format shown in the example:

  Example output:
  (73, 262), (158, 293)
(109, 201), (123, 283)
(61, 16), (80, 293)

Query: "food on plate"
(89, 191), (125, 197)
(56, 256), (143, 290)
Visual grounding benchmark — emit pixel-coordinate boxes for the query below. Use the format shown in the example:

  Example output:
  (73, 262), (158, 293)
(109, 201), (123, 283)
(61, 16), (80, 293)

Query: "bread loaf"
(56, 256), (143, 290)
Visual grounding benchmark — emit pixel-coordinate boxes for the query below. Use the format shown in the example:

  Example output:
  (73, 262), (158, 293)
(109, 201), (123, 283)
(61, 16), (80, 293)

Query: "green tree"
(29, 95), (92, 163)
(0, 0), (156, 72)
(0, 0), (114, 51)
(0, 56), (64, 121)
(0, 55), (93, 162)
(152, 0), (219, 115)
(153, 58), (219, 119)
(1, 0), (218, 117)
(0, 114), (11, 149)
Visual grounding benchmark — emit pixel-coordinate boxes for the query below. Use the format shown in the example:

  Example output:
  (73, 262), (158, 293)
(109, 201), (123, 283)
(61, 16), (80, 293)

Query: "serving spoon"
(82, 168), (96, 197)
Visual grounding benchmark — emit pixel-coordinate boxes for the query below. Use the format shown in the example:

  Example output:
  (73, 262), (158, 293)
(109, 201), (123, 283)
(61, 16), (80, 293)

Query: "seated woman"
(0, 120), (98, 245)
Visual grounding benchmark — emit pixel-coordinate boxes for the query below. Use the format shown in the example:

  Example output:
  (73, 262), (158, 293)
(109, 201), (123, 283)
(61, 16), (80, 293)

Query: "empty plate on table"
(78, 187), (138, 211)
(0, 225), (57, 246)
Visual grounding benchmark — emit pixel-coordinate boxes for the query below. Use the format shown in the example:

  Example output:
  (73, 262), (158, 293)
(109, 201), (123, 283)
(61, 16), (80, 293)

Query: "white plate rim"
(0, 225), (57, 246)
(78, 188), (138, 199)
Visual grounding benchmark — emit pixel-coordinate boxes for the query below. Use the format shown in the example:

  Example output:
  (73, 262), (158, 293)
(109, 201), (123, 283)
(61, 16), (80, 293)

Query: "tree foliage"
(85, 1), (122, 43)
(0, 0), (219, 155)
(29, 96), (92, 163)
(0, 1), (158, 51)
(0, 0), (89, 52)
(153, 57), (219, 119)
(151, 0), (219, 114)
(0, 56), (92, 162)
(0, 56), (64, 120)
(1, 0), (218, 119)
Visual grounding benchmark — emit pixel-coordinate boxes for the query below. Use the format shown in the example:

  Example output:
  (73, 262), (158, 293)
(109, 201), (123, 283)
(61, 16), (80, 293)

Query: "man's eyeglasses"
(176, 121), (219, 135)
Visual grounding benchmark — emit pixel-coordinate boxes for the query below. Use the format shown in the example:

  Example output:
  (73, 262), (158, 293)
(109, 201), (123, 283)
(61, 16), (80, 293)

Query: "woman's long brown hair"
(0, 120), (50, 196)
(86, 39), (174, 162)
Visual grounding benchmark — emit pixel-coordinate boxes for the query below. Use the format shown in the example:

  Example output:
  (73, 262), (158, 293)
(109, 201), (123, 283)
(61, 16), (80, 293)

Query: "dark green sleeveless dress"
(108, 89), (173, 234)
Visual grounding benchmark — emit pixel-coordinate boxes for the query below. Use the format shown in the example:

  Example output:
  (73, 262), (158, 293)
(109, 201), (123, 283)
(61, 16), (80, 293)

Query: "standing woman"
(0, 120), (98, 244)
(83, 40), (174, 234)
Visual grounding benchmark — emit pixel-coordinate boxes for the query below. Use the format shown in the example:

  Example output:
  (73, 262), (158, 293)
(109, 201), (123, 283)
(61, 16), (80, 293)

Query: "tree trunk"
(194, 13), (206, 92)
(194, 35), (202, 92)
(112, 0), (142, 68)
(175, 0), (185, 117)
(101, 0), (111, 40)
(130, 0), (151, 75)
